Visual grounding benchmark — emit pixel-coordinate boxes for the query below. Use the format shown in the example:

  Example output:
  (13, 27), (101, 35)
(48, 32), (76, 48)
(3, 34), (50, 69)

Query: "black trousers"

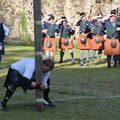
(43, 78), (51, 101)
(4, 67), (51, 101)
(107, 55), (118, 67)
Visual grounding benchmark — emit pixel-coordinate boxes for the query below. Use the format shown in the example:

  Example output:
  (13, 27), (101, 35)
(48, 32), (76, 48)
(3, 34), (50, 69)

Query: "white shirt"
(3, 24), (9, 36)
(11, 58), (50, 82)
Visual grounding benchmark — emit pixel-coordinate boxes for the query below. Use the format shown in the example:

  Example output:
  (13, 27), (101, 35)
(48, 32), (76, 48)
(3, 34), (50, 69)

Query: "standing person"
(116, 14), (120, 64)
(42, 14), (59, 60)
(103, 9), (120, 68)
(0, 21), (9, 64)
(90, 14), (105, 62)
(57, 16), (75, 64)
(0, 58), (54, 111)
(75, 12), (91, 66)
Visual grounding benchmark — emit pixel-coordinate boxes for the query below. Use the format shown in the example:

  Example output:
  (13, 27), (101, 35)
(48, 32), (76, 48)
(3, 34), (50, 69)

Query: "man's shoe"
(47, 100), (55, 107)
(44, 100), (55, 107)
(59, 61), (63, 64)
(107, 62), (111, 68)
(80, 63), (84, 66)
(113, 61), (118, 67)
(98, 59), (101, 62)
(71, 60), (75, 65)
(86, 62), (89, 66)
(0, 102), (8, 112)
(107, 65), (111, 68)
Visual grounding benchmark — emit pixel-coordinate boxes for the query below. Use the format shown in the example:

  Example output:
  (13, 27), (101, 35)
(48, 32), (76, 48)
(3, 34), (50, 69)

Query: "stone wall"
(64, 0), (120, 23)
(0, 0), (34, 39)
(0, 0), (120, 40)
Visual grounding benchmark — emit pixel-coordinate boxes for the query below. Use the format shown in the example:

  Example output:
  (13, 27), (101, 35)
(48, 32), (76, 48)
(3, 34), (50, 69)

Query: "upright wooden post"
(33, 0), (44, 111)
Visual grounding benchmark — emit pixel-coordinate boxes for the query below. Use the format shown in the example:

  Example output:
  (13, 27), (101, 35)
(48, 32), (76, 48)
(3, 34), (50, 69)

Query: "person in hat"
(103, 9), (120, 67)
(0, 58), (55, 111)
(90, 14), (105, 62)
(57, 16), (75, 64)
(75, 12), (91, 66)
(0, 20), (9, 66)
(42, 14), (59, 60)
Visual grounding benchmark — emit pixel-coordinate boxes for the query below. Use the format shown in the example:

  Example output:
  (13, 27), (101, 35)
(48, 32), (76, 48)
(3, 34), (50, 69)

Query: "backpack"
(0, 23), (5, 40)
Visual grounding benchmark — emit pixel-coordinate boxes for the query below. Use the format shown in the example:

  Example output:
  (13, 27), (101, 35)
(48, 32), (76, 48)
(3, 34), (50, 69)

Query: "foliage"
(4, 39), (34, 46)
(18, 10), (32, 42)
(17, 33), (32, 42)
(19, 10), (28, 33)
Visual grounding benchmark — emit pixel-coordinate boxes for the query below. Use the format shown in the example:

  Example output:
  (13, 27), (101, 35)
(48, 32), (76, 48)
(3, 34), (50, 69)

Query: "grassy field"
(0, 44), (120, 120)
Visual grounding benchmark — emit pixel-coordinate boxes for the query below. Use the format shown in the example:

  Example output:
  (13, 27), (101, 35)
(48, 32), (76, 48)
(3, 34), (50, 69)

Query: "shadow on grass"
(55, 57), (108, 67)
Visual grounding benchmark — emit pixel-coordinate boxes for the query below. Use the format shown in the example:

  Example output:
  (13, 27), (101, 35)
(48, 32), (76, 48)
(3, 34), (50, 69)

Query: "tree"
(33, 0), (44, 111)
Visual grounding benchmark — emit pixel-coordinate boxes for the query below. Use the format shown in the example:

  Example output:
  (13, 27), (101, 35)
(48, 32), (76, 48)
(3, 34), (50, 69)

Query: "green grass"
(0, 44), (120, 120)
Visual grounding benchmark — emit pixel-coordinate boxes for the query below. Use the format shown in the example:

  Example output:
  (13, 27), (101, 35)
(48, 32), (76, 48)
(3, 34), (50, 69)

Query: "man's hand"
(36, 81), (48, 90)
(31, 81), (47, 90)
(40, 82), (48, 90)
(116, 27), (120, 31)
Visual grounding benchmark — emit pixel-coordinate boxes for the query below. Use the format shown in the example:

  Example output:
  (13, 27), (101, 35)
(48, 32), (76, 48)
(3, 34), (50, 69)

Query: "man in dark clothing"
(0, 22), (9, 64)
(104, 9), (120, 67)
(57, 16), (75, 64)
(0, 58), (54, 111)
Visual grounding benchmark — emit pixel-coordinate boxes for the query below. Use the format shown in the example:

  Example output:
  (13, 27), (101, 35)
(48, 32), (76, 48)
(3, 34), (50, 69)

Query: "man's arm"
(75, 17), (81, 26)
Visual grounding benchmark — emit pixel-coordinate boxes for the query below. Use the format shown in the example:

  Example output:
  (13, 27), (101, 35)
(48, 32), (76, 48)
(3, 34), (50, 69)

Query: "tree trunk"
(33, 0), (44, 111)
